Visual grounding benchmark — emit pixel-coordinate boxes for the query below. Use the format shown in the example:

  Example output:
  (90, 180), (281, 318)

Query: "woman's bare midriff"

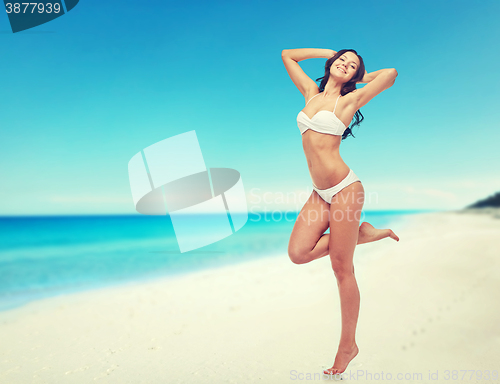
(302, 131), (350, 190)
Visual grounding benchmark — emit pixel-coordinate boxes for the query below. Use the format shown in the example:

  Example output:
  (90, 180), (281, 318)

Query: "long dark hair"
(315, 49), (365, 140)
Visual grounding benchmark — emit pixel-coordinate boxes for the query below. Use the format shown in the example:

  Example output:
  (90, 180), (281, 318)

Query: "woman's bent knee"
(288, 247), (307, 264)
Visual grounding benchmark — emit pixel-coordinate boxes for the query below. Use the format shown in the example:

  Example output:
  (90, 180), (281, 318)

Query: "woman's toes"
(324, 368), (339, 375)
(389, 230), (400, 242)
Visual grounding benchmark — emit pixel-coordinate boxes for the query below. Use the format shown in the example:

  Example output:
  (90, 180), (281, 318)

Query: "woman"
(282, 48), (400, 376)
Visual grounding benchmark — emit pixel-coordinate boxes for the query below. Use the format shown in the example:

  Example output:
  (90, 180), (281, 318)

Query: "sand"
(1, 210), (499, 383)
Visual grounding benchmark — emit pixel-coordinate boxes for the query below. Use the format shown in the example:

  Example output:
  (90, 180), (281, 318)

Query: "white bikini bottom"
(312, 169), (361, 204)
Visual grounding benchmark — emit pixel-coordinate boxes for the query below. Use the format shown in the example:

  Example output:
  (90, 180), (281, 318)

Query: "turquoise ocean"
(0, 211), (431, 311)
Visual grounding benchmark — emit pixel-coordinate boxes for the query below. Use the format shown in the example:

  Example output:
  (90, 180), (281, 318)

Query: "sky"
(1, 0), (499, 215)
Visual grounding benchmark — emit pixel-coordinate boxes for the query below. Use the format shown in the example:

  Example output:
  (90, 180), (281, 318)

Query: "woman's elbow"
(387, 68), (398, 79)
(382, 69), (397, 89)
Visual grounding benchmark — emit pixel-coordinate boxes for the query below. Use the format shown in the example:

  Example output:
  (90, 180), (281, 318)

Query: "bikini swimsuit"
(296, 92), (361, 204)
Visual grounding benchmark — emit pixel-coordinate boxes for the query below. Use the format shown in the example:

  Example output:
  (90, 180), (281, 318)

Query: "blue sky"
(1, 0), (499, 215)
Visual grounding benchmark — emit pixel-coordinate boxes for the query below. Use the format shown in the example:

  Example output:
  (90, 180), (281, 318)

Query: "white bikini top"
(297, 93), (347, 136)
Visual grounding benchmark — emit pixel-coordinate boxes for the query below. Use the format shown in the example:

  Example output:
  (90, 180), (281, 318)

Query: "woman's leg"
(324, 181), (364, 375)
(288, 191), (331, 264)
(288, 190), (399, 265)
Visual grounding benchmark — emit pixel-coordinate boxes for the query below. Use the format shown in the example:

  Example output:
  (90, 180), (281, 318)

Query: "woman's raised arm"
(356, 69), (395, 84)
(282, 48), (336, 62)
(353, 68), (398, 109)
(281, 48), (336, 98)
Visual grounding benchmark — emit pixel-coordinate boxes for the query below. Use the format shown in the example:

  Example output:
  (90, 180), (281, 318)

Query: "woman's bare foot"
(357, 221), (399, 245)
(323, 343), (359, 376)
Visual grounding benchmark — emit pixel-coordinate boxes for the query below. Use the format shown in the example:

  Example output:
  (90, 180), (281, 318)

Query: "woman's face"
(330, 52), (360, 82)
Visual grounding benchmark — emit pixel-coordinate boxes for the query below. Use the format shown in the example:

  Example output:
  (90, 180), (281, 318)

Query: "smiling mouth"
(337, 67), (346, 74)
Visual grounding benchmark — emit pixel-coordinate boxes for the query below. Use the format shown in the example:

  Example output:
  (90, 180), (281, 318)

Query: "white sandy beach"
(1, 210), (499, 383)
